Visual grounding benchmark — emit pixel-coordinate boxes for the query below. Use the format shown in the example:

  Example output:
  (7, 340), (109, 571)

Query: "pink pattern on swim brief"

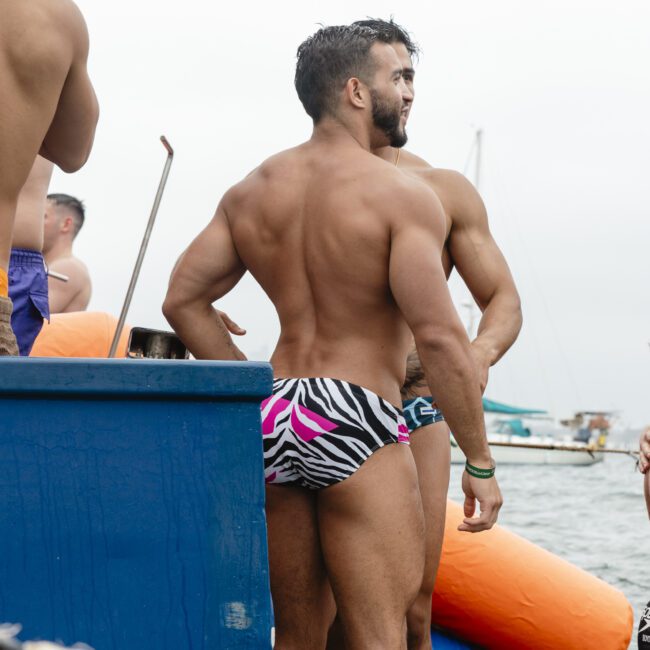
(261, 395), (338, 441)
(291, 405), (338, 442)
(398, 422), (410, 444)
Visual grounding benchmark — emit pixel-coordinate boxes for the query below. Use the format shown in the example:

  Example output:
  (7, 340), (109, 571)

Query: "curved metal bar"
(109, 136), (174, 358)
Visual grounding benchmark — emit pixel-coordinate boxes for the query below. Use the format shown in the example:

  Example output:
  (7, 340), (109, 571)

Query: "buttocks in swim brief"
(261, 377), (409, 490)
(402, 396), (445, 434)
(8, 249), (49, 356)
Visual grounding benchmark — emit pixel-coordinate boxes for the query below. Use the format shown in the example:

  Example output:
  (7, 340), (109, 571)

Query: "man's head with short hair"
(46, 193), (85, 237)
(351, 18), (419, 60)
(295, 24), (411, 147)
(295, 25), (384, 123)
(43, 193), (86, 255)
(352, 19), (418, 123)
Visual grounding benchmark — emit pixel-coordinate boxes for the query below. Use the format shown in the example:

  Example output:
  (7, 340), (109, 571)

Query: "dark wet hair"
(47, 193), (85, 237)
(295, 24), (391, 123)
(352, 18), (419, 60)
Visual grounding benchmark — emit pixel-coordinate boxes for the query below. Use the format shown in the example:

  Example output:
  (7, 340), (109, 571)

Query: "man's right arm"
(386, 178), (502, 531)
(163, 193), (247, 361)
(39, 1), (99, 173)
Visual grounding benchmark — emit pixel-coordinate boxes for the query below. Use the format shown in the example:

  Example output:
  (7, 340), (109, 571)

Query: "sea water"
(447, 436), (648, 650)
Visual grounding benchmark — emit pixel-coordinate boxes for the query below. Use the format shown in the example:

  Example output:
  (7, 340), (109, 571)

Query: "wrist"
(471, 338), (498, 367)
(466, 453), (492, 467)
(465, 457), (496, 479)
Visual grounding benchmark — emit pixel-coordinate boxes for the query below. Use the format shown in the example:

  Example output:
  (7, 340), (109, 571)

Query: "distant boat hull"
(450, 440), (605, 465)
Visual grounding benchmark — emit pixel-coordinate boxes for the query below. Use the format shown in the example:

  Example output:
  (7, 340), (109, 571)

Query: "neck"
(310, 115), (377, 152)
(44, 238), (73, 265)
(372, 145), (400, 163)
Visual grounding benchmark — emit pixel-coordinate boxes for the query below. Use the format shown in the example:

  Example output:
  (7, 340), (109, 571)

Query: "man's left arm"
(445, 171), (522, 392)
(162, 196), (247, 361)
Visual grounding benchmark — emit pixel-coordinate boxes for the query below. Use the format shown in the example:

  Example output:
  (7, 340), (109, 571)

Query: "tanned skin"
(42, 198), (91, 312)
(639, 428), (650, 518)
(373, 42), (522, 650)
(0, 0), (98, 274)
(164, 42), (501, 650)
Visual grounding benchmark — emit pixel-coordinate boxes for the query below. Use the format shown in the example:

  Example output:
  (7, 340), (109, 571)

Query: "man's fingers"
(218, 312), (246, 335)
(463, 495), (476, 518)
(458, 503), (500, 533)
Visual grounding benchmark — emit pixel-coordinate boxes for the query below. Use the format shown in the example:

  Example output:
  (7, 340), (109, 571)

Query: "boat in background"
(450, 398), (608, 465)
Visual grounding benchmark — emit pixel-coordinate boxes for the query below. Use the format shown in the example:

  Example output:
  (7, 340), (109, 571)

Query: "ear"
(61, 216), (73, 233)
(344, 77), (368, 110)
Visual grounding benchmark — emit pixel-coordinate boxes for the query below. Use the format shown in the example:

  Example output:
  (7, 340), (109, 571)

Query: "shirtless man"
(163, 25), (501, 649)
(0, 0), (98, 354)
(43, 193), (91, 313)
(350, 19), (522, 649)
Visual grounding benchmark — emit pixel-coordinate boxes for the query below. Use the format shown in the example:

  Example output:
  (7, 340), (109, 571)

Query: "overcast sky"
(53, 0), (650, 426)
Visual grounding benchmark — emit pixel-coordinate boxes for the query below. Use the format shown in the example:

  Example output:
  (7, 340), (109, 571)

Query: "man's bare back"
(225, 143), (430, 404)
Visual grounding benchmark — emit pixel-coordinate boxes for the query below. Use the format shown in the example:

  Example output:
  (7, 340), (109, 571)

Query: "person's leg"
(319, 443), (425, 650)
(0, 294), (19, 355)
(266, 484), (336, 650)
(405, 421), (451, 650)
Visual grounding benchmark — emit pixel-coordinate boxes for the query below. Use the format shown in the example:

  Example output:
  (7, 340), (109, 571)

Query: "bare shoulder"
(221, 146), (305, 211)
(411, 164), (486, 230)
(49, 255), (89, 279)
(2, 0), (88, 72)
(40, 0), (90, 57)
(369, 159), (446, 232)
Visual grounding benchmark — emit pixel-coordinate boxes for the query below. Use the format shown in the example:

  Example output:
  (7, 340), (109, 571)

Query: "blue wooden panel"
(0, 359), (273, 650)
(0, 358), (272, 399)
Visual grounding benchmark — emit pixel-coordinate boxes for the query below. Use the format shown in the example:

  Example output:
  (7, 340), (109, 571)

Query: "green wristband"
(465, 460), (495, 479)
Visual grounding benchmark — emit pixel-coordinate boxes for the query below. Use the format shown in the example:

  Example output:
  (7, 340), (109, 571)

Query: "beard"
(370, 89), (408, 148)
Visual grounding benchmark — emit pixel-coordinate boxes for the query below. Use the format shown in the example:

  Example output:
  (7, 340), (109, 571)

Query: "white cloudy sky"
(53, 0), (650, 426)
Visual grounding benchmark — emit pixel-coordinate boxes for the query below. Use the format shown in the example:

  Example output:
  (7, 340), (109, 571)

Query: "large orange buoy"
(30, 312), (131, 358)
(432, 501), (633, 649)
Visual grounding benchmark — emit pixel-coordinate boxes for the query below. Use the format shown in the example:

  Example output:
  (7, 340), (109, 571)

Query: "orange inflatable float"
(432, 501), (633, 649)
(31, 311), (131, 358)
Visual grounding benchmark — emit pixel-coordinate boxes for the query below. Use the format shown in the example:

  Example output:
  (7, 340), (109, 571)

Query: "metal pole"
(487, 440), (638, 456)
(109, 136), (174, 358)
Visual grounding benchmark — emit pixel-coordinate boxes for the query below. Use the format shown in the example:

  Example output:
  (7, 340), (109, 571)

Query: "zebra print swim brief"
(261, 377), (409, 489)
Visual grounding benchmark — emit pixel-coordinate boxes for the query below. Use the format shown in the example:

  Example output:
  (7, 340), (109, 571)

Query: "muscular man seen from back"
(0, 0), (98, 354)
(164, 25), (502, 649)
(346, 19), (522, 650)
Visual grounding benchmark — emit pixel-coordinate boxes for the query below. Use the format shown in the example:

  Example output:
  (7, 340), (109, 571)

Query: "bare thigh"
(266, 484), (336, 650)
(318, 443), (425, 650)
(409, 421), (451, 588)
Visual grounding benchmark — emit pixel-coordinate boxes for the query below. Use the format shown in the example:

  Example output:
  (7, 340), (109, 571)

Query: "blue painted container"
(0, 358), (273, 650)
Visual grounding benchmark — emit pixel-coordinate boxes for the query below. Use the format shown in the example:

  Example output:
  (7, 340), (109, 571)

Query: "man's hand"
(639, 427), (650, 473)
(469, 340), (492, 395)
(458, 470), (503, 532)
(216, 310), (246, 336)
